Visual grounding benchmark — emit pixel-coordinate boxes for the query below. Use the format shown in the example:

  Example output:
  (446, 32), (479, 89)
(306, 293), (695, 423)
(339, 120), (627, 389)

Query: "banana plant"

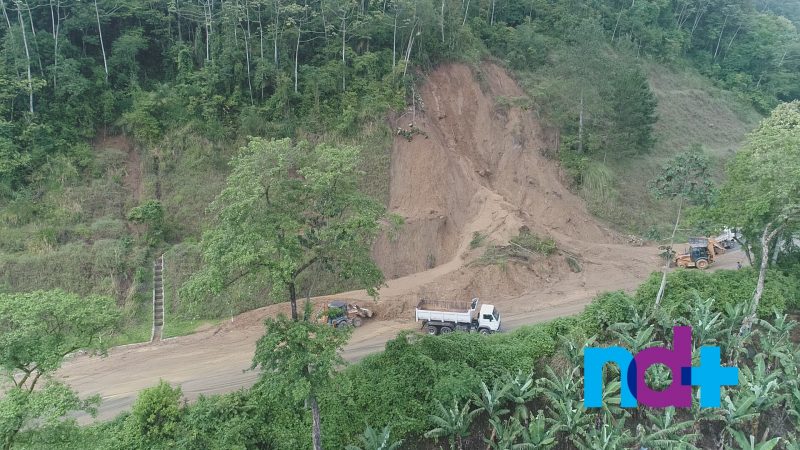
(574, 417), (632, 450)
(474, 380), (511, 421)
(345, 425), (403, 450)
(784, 435), (800, 450)
(475, 380), (511, 448)
(501, 370), (536, 424)
(610, 323), (659, 354)
(558, 334), (596, 369)
(729, 429), (780, 450)
(544, 398), (590, 448)
(635, 407), (699, 449)
(690, 297), (727, 344)
(484, 417), (530, 450)
(720, 391), (759, 447)
(757, 312), (797, 369)
(609, 308), (653, 335)
(739, 353), (784, 434)
(787, 384), (800, 424)
(537, 367), (580, 406)
(424, 399), (481, 450)
(520, 410), (556, 449)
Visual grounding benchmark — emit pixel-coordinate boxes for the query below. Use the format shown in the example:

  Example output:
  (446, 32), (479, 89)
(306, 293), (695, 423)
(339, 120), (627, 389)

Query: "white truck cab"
(478, 304), (501, 332)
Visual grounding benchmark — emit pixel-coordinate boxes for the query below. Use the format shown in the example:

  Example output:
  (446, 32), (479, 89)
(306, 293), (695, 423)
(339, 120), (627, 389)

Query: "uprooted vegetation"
(473, 230), (557, 267)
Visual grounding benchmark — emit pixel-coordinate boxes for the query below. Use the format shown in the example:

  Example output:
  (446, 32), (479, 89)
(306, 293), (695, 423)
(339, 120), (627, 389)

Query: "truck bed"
(416, 298), (476, 312)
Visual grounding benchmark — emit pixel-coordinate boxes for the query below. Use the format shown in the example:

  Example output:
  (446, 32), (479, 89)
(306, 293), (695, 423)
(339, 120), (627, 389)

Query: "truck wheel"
(479, 328), (491, 335)
(426, 325), (439, 335)
(336, 321), (349, 329)
(696, 259), (709, 269)
(439, 326), (453, 334)
(352, 317), (363, 327)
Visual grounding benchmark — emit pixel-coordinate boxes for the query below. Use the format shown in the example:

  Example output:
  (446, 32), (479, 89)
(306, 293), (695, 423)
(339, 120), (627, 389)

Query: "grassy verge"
(162, 319), (221, 339)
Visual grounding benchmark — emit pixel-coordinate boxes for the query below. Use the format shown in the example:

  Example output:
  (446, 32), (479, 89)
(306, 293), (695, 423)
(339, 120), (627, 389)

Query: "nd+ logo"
(583, 326), (739, 408)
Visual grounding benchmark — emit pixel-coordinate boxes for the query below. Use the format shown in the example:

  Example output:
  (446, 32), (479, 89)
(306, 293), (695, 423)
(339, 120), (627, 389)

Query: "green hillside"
(1, 0), (798, 338)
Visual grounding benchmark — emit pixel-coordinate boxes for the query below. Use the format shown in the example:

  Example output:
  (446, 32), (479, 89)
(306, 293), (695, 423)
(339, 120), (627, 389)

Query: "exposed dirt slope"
(59, 63), (661, 422)
(374, 64), (616, 278)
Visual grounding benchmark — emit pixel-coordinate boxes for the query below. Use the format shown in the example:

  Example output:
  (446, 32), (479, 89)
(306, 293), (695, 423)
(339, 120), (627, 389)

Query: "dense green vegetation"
(5, 266), (800, 449)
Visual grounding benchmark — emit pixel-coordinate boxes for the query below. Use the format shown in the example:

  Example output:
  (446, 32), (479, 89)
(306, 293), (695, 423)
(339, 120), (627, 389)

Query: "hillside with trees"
(1, 0), (800, 448)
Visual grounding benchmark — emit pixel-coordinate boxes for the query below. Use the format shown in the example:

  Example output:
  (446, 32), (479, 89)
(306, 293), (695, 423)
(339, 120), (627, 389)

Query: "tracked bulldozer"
(674, 237), (726, 270)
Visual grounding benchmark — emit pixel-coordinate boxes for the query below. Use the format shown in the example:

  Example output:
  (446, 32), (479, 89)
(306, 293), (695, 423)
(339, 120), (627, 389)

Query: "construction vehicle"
(415, 298), (501, 335)
(714, 228), (738, 249)
(674, 237), (726, 269)
(320, 301), (373, 329)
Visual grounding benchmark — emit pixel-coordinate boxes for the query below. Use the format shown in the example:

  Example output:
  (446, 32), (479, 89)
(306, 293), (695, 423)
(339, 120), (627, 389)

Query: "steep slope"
(374, 64), (617, 279)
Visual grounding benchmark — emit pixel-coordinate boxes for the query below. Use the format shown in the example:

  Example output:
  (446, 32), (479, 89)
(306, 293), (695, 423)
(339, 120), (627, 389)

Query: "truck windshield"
(493, 308), (499, 320)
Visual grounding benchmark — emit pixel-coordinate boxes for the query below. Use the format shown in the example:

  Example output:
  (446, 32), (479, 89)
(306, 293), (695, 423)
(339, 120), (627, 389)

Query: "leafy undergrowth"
(15, 266), (800, 449)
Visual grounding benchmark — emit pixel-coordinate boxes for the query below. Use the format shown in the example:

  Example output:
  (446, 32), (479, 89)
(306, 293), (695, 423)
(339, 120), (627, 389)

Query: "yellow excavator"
(674, 237), (726, 269)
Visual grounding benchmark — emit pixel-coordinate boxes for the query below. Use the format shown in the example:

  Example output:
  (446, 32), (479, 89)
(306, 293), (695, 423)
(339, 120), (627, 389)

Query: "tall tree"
(713, 101), (800, 333)
(648, 148), (715, 307)
(182, 138), (386, 321)
(252, 316), (351, 450)
(0, 290), (120, 450)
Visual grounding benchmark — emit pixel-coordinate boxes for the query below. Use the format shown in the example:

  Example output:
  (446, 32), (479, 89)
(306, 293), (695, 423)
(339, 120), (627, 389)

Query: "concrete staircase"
(152, 254), (164, 342)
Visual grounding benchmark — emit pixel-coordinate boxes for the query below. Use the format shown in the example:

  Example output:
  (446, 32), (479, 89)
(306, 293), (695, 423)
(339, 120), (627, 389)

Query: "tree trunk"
(655, 196), (683, 308)
(310, 394), (323, 450)
(392, 12), (397, 68)
(462, 0), (469, 26)
(244, 1), (254, 104)
(175, 0), (182, 41)
(258, 3), (264, 59)
(577, 93), (584, 154)
(739, 222), (783, 335)
(341, 16), (346, 91)
(289, 282), (298, 321)
(94, 0), (109, 80)
(294, 23), (300, 93)
(402, 22), (415, 78)
(713, 14), (727, 62)
(273, 0), (279, 65)
(733, 235), (752, 266)
(24, 2), (44, 76)
(0, 0), (11, 29)
(50, 0), (60, 89)
(17, 4), (34, 113)
(771, 234), (783, 265)
(208, 0), (212, 61)
(440, 0), (444, 43)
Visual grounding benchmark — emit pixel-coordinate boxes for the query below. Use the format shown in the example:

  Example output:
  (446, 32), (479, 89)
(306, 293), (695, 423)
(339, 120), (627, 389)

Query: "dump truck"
(674, 237), (726, 269)
(415, 298), (501, 335)
(320, 301), (373, 329)
(714, 228), (738, 249)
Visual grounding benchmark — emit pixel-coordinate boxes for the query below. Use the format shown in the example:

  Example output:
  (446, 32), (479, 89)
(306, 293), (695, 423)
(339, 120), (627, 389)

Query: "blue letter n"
(584, 347), (636, 408)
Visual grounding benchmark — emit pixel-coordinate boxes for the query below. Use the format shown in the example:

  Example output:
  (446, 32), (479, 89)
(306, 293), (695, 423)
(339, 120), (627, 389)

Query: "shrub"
(580, 291), (636, 336)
